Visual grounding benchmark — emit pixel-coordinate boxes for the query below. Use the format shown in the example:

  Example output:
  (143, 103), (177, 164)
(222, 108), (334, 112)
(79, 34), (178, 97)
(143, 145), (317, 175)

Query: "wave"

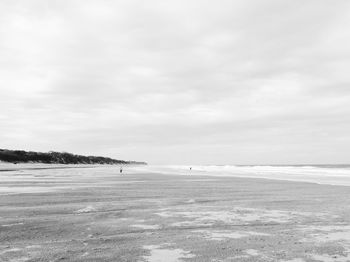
(132, 164), (350, 187)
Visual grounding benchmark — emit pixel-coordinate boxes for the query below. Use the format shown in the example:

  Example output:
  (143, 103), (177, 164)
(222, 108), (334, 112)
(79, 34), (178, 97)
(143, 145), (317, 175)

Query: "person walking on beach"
(120, 166), (123, 174)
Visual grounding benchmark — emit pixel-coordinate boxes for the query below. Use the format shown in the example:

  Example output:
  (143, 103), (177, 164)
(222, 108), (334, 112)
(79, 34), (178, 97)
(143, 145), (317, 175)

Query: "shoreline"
(2, 163), (350, 188)
(132, 165), (350, 188)
(0, 163), (140, 172)
(2, 167), (350, 261)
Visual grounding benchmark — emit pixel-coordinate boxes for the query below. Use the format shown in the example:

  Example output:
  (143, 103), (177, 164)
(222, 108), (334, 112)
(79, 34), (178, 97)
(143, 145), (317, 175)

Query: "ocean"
(132, 164), (350, 187)
(1, 162), (350, 187)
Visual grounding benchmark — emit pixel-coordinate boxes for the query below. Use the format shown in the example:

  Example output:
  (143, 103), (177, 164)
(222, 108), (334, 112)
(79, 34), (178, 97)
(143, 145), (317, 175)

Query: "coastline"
(3, 163), (350, 188)
(132, 164), (350, 188)
(1, 166), (350, 261)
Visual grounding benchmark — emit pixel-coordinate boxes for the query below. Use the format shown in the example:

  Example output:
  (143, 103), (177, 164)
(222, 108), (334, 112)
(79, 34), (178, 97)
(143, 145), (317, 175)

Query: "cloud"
(1, 0), (350, 164)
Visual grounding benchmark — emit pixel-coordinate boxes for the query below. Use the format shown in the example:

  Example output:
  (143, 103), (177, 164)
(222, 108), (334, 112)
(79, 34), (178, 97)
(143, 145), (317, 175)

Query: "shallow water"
(132, 164), (350, 187)
(3, 163), (350, 187)
(142, 245), (195, 262)
(192, 230), (270, 241)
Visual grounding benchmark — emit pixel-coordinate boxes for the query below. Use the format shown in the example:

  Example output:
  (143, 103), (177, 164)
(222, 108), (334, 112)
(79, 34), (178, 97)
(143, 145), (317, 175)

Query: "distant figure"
(120, 167), (123, 174)
(190, 167), (192, 171)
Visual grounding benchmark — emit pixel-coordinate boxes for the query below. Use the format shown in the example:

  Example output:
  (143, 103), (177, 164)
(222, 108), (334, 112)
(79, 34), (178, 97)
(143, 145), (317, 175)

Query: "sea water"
(2, 162), (350, 187)
(132, 164), (350, 187)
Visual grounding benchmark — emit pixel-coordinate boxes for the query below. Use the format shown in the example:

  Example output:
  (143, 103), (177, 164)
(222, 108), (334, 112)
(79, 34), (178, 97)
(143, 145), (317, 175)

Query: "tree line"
(0, 149), (146, 165)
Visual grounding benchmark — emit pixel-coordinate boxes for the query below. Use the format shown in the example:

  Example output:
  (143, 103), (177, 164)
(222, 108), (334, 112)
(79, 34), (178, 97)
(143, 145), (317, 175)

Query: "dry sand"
(1, 166), (350, 261)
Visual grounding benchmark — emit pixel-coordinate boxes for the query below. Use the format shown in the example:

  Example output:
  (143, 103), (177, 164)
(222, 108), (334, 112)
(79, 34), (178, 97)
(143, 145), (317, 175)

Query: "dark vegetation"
(0, 149), (146, 165)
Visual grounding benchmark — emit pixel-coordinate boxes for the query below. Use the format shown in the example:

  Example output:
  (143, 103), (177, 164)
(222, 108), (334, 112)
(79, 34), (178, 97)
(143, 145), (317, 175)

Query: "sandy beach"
(2, 0), (350, 261)
(1, 165), (350, 262)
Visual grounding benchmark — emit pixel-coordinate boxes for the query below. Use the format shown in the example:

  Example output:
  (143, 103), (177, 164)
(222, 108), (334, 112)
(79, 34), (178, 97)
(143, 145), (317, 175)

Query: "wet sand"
(1, 166), (350, 261)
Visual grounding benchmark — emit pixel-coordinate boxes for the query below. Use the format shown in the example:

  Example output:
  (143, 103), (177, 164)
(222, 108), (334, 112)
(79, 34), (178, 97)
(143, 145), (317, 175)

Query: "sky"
(1, 0), (350, 165)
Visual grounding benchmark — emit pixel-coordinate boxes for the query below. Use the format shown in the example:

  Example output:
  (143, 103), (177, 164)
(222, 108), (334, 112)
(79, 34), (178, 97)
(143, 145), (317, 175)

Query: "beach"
(1, 165), (350, 262)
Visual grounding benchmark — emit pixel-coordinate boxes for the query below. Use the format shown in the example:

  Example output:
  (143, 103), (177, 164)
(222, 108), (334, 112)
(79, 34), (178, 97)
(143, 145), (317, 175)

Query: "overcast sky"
(1, 0), (350, 165)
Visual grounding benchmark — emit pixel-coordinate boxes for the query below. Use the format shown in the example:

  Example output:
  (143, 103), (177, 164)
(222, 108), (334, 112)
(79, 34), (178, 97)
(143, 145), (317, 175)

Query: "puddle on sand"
(228, 249), (269, 260)
(25, 245), (41, 249)
(1, 223), (24, 227)
(245, 249), (260, 256)
(142, 245), (195, 262)
(156, 207), (320, 226)
(280, 259), (305, 262)
(8, 258), (30, 262)
(0, 248), (22, 255)
(300, 225), (350, 243)
(309, 253), (350, 262)
(193, 230), (270, 241)
(132, 224), (160, 230)
(0, 247), (32, 262)
(74, 206), (96, 213)
(0, 186), (65, 195)
(171, 221), (211, 227)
